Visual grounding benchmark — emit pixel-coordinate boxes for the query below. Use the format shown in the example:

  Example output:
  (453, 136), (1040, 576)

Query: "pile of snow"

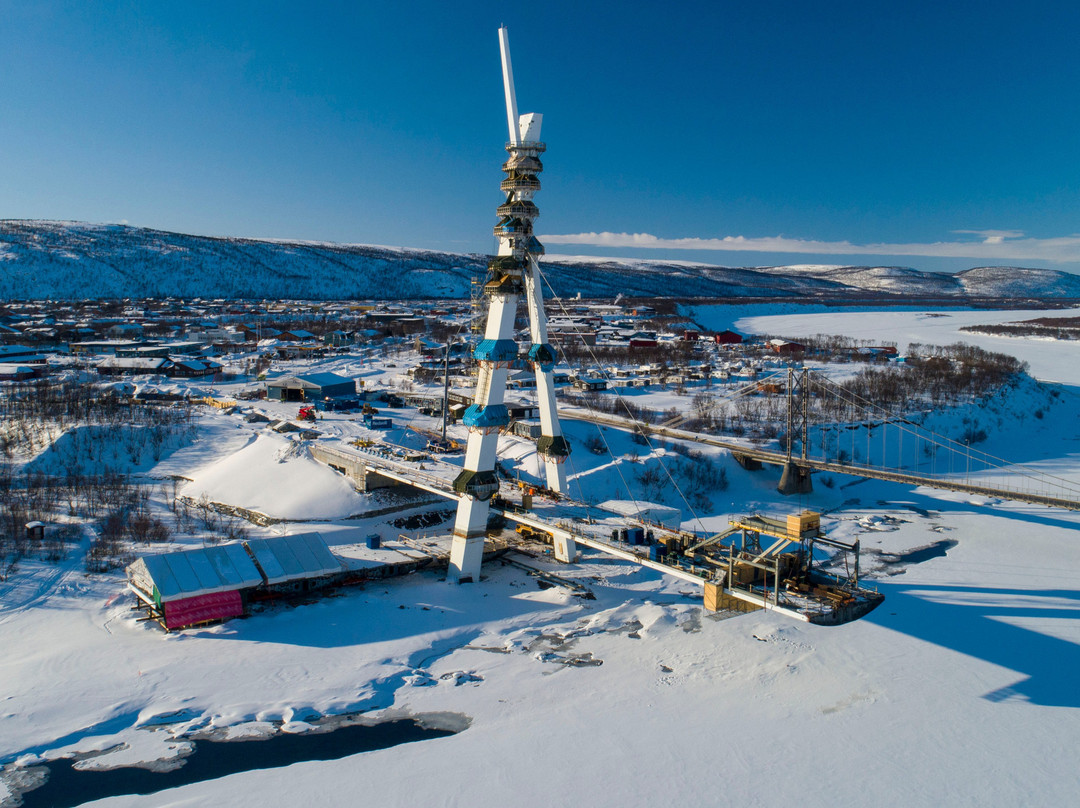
(596, 499), (682, 528)
(181, 433), (370, 520)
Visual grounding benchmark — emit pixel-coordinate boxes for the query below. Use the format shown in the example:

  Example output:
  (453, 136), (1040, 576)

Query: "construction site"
(5, 20), (1080, 808)
(116, 27), (1078, 634)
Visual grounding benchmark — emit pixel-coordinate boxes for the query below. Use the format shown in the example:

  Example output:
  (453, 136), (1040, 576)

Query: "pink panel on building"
(163, 590), (243, 630)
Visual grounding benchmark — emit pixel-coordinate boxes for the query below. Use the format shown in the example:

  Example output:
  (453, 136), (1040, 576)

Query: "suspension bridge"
(562, 367), (1080, 512)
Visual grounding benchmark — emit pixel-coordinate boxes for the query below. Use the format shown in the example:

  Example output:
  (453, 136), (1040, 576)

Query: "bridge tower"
(778, 367), (813, 495)
(448, 27), (571, 582)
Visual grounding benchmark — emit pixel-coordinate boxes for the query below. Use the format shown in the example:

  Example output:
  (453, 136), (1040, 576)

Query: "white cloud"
(951, 229), (1026, 245)
(541, 230), (1080, 263)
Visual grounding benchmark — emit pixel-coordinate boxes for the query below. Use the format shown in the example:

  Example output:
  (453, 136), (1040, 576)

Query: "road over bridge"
(559, 408), (1080, 512)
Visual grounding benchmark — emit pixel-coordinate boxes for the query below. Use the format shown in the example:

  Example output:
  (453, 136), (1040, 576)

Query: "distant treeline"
(960, 317), (1080, 341)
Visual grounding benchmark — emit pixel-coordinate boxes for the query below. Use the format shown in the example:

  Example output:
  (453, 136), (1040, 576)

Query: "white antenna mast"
(499, 26), (521, 144)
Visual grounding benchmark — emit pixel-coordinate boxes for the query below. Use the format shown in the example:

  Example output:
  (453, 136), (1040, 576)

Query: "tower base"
(777, 462), (813, 496)
(448, 534), (486, 583)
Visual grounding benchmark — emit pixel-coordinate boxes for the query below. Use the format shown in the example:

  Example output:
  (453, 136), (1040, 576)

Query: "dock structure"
(448, 27), (571, 583)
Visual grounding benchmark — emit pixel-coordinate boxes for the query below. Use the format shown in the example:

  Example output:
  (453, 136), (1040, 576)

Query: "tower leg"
(524, 256), (570, 494)
(450, 291), (515, 582)
(448, 525), (487, 582)
(449, 429), (503, 582)
(543, 456), (567, 492)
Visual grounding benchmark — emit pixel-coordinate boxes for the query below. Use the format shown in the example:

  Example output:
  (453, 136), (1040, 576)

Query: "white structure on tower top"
(518, 112), (542, 143)
(498, 27), (521, 144)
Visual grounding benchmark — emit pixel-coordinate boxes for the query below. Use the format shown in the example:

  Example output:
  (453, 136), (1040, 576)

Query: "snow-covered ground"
(707, 303), (1080, 383)
(3, 307), (1080, 807)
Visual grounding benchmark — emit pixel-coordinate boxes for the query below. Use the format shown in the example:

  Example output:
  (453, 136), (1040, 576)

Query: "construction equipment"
(297, 406), (316, 422)
(688, 511), (882, 625)
(514, 523), (553, 543)
(408, 425), (463, 453)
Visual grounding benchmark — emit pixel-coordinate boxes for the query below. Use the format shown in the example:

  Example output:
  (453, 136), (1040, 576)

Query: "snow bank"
(181, 433), (370, 520)
(597, 499), (682, 528)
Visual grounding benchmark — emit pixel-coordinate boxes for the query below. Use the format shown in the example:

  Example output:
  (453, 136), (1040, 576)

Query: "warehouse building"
(265, 372), (356, 402)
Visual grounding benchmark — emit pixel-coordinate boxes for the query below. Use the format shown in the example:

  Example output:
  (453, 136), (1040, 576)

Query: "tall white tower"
(448, 27), (570, 582)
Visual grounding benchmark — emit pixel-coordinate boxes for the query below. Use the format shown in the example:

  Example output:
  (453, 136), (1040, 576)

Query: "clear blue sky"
(2, 1), (1078, 272)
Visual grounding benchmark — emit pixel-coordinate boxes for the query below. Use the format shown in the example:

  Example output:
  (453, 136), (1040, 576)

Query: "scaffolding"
(690, 511), (882, 625)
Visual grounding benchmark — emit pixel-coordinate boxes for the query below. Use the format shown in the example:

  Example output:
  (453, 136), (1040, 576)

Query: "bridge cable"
(807, 370), (1080, 496)
(532, 263), (712, 535)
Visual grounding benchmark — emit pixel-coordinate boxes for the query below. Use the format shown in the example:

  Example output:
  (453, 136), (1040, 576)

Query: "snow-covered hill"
(3, 220), (1080, 300)
(954, 265), (1080, 297)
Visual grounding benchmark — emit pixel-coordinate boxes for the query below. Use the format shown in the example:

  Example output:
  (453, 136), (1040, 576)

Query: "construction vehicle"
(515, 523), (553, 544)
(297, 405), (316, 422)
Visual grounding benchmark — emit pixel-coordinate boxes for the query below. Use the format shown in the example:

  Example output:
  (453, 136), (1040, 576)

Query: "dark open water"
(17, 719), (456, 808)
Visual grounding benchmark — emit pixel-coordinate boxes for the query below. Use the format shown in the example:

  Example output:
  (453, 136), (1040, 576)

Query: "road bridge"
(560, 408), (1080, 511)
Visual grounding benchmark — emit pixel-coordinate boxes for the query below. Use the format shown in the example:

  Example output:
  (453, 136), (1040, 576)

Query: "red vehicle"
(297, 406), (316, 422)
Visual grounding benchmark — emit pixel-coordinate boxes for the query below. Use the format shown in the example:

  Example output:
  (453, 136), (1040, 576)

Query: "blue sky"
(2, 1), (1078, 273)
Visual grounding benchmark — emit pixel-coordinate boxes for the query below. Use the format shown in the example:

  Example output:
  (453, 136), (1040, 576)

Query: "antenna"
(498, 26), (520, 144)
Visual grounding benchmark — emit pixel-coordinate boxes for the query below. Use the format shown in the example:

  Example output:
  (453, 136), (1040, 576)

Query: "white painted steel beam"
(499, 27), (520, 144)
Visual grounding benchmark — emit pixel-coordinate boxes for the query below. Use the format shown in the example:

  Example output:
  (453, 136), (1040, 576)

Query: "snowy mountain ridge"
(3, 220), (1080, 300)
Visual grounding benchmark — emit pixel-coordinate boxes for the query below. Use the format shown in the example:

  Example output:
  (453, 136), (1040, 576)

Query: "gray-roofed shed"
(265, 373), (356, 402)
(127, 543), (263, 604)
(244, 533), (342, 585)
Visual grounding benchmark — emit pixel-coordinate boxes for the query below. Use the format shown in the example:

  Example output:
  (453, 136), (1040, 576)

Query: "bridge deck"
(560, 409), (1080, 512)
(308, 440), (870, 623)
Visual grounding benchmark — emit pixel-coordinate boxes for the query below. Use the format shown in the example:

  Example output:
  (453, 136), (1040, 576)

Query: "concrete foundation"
(777, 462), (813, 495)
(733, 453), (763, 471)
